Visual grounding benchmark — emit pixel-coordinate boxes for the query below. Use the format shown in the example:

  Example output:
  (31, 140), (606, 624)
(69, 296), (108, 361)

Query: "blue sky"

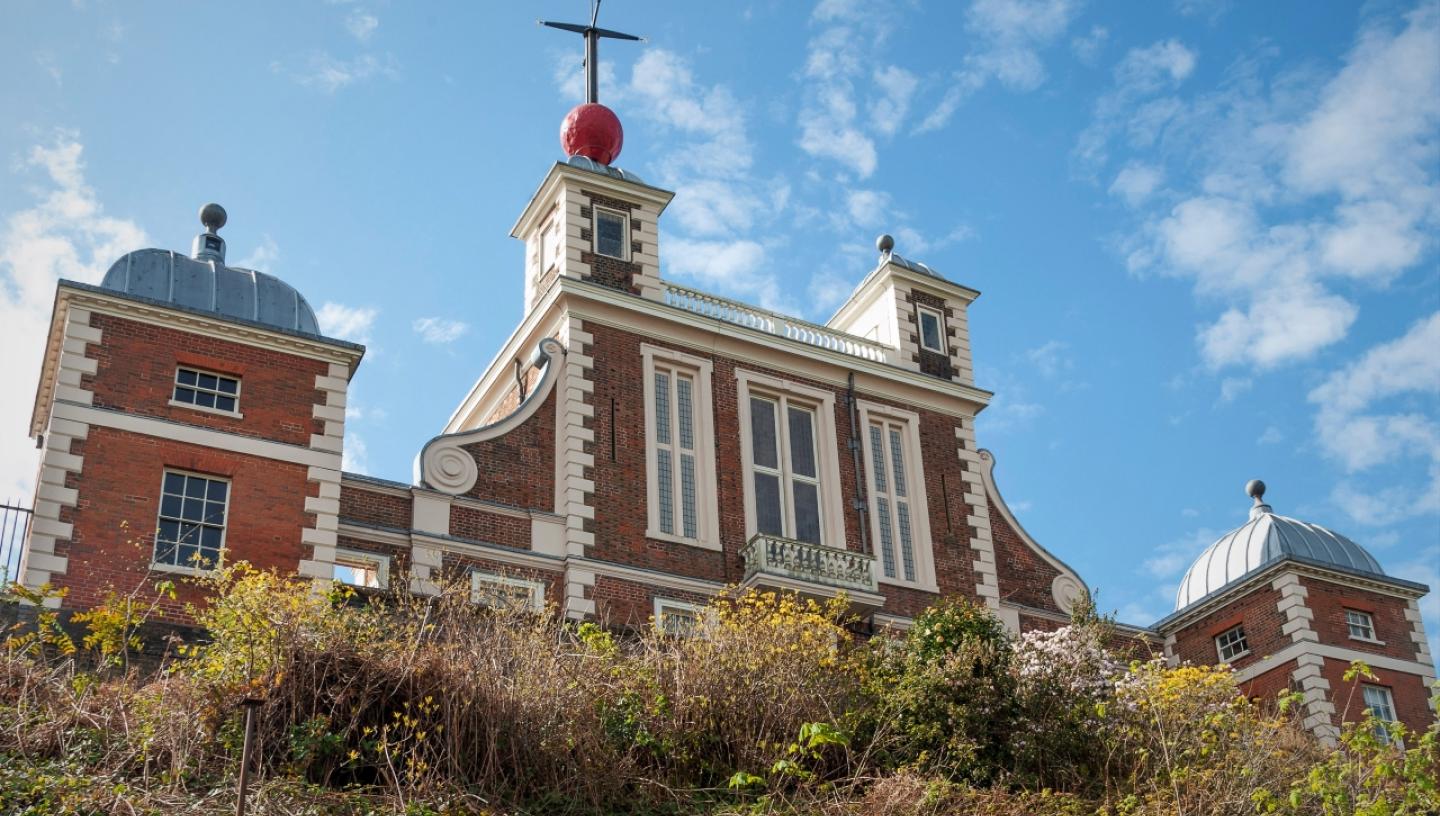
(1, 0), (1436, 645)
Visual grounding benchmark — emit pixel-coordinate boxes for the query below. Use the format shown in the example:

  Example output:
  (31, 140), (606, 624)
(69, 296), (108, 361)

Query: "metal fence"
(1, 501), (32, 586)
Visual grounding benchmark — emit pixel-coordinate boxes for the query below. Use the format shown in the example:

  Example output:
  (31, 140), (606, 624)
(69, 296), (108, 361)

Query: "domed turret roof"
(1174, 480), (1385, 611)
(99, 204), (321, 336)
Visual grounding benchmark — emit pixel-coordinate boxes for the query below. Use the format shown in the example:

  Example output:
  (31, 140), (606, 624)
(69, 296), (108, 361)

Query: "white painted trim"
(591, 205), (631, 262)
(1231, 640), (1438, 685)
(653, 597), (705, 633)
(856, 399), (938, 592)
(471, 571), (546, 612)
(915, 304), (946, 354)
(734, 368), (846, 549)
(641, 344), (721, 551)
(52, 401), (341, 469)
(976, 448), (1086, 614)
(167, 399), (244, 419)
(333, 548), (391, 590)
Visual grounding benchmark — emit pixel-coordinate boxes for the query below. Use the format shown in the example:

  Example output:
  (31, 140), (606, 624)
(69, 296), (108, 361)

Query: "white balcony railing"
(740, 532), (878, 595)
(663, 283), (892, 364)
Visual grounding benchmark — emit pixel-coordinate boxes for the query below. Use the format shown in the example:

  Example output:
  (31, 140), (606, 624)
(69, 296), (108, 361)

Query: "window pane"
(156, 519), (180, 545)
(750, 398), (778, 469)
(164, 472), (186, 494)
(216, 395), (236, 412)
(869, 424), (887, 492)
(198, 373), (218, 391)
(205, 500), (226, 525)
(788, 406), (816, 478)
(181, 498), (204, 521)
(160, 494), (182, 519)
(920, 311), (942, 350)
(657, 448), (674, 535)
(596, 211), (625, 258)
(897, 501), (916, 582)
(196, 390), (216, 408)
(174, 387), (196, 404)
(207, 481), (228, 502)
(680, 452), (697, 539)
(889, 428), (907, 497)
(792, 480), (821, 544)
(154, 537), (177, 566)
(654, 371), (671, 444)
(676, 376), (694, 451)
(177, 369), (197, 386)
(216, 377), (238, 395)
(184, 476), (206, 498)
(754, 472), (783, 535)
(876, 497), (896, 578)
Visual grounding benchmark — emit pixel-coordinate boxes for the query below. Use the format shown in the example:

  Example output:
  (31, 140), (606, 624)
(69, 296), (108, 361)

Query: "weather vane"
(541, 0), (643, 104)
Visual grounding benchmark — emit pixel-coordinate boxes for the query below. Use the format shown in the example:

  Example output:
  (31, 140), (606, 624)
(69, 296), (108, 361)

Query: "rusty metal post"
(236, 697), (264, 816)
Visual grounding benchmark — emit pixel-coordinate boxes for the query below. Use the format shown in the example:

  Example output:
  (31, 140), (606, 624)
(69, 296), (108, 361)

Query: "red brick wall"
(591, 574), (711, 630)
(459, 389), (556, 508)
(339, 485), (412, 529)
(1171, 585), (1287, 671)
(583, 323), (979, 618)
(989, 504), (1063, 614)
(1319, 656), (1436, 735)
(436, 554), (563, 610)
(1239, 660), (1298, 706)
(450, 505), (531, 549)
(1301, 578), (1421, 662)
(57, 425), (313, 621)
(84, 313), (329, 447)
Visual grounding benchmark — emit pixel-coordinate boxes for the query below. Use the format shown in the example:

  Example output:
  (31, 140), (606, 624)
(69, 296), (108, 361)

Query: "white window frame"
(1345, 609), (1382, 643)
(333, 548), (390, 590)
(653, 598), (705, 637)
(169, 365), (243, 418)
(592, 206), (629, 261)
(151, 469), (230, 575)
(915, 305), (946, 354)
(1214, 624), (1250, 662)
(541, 216), (561, 276)
(735, 369), (845, 546)
(642, 345), (721, 550)
(857, 400), (938, 591)
(1361, 684), (1398, 743)
(470, 571), (546, 613)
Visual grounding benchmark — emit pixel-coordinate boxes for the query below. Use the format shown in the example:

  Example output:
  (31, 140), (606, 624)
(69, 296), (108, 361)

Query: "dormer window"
(594, 207), (628, 259)
(916, 306), (945, 354)
(1215, 624), (1250, 662)
(172, 366), (240, 415)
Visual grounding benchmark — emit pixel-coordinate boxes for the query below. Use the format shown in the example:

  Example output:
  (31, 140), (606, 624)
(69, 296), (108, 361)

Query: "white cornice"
(512, 163), (676, 239)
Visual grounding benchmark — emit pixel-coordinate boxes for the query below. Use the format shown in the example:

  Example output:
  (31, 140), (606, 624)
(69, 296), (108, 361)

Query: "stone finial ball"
(560, 103), (624, 166)
(1246, 479), (1266, 500)
(877, 233), (895, 254)
(199, 203), (227, 232)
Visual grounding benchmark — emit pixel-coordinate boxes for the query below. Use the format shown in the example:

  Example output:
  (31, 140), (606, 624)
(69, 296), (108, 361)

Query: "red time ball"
(560, 103), (624, 166)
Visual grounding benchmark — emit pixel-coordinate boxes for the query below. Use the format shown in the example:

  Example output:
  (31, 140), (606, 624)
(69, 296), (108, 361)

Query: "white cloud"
(1143, 527), (1220, 588)
(235, 235), (279, 272)
(1101, 8), (1440, 373)
(291, 52), (397, 93)
(0, 134), (147, 500)
(342, 431), (369, 474)
(1256, 425), (1283, 445)
(1108, 162), (1163, 206)
(412, 316), (469, 344)
(917, 0), (1082, 133)
(845, 189), (891, 229)
(795, 3), (889, 176)
(316, 302), (378, 343)
(344, 11), (378, 42)
(1309, 312), (1440, 525)
(1217, 376), (1251, 402)
(1071, 25), (1109, 65)
(1025, 340), (1070, 378)
(664, 237), (781, 309)
(870, 65), (918, 136)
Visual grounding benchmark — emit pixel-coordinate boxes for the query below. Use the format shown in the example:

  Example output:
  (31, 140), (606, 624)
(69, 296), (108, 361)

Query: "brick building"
(13, 103), (1434, 742)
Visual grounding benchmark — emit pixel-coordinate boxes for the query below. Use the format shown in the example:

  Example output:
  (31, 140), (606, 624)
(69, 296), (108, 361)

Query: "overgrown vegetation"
(1, 565), (1435, 815)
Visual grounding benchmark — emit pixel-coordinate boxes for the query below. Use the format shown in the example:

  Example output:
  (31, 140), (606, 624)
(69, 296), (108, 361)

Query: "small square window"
(153, 470), (228, 571)
(916, 306), (945, 354)
(471, 572), (545, 613)
(1345, 609), (1376, 641)
(333, 550), (388, 589)
(1215, 624), (1250, 662)
(654, 599), (704, 637)
(172, 366), (241, 414)
(594, 208), (627, 259)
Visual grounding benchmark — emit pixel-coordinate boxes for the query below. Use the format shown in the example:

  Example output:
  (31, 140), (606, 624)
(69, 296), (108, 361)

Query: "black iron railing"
(1, 501), (33, 586)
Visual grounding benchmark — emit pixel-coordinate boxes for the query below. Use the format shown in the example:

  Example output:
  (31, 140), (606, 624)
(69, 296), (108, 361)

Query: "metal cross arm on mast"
(539, 0), (644, 104)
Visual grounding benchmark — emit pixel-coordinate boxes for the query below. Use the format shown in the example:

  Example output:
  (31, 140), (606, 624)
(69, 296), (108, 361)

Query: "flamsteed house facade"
(13, 125), (1437, 740)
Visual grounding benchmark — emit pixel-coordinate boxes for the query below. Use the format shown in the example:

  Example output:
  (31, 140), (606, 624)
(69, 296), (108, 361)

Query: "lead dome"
(99, 204), (321, 335)
(1173, 481), (1386, 610)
